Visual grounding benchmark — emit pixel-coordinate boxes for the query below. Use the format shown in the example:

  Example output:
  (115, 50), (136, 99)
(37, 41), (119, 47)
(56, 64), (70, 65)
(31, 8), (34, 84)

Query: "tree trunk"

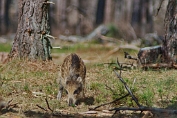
(131, 0), (154, 37)
(163, 0), (177, 63)
(0, 0), (7, 34)
(95, 0), (105, 25)
(9, 0), (52, 60)
(104, 0), (112, 24)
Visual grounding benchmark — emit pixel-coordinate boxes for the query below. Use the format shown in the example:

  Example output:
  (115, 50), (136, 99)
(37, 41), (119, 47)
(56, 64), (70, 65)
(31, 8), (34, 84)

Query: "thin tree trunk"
(104, 0), (112, 24)
(9, 0), (52, 60)
(0, 0), (7, 34)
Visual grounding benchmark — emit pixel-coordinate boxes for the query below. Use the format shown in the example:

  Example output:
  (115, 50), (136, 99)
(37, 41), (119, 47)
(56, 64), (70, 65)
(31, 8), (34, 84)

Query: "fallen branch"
(90, 93), (129, 110)
(114, 58), (141, 107)
(110, 106), (177, 115)
(36, 97), (54, 113)
(5, 99), (18, 110)
(114, 70), (141, 107)
(99, 35), (121, 43)
(141, 63), (177, 69)
(105, 84), (115, 93)
(98, 62), (136, 71)
(0, 99), (19, 112)
(36, 104), (48, 112)
(59, 25), (108, 42)
(45, 97), (54, 113)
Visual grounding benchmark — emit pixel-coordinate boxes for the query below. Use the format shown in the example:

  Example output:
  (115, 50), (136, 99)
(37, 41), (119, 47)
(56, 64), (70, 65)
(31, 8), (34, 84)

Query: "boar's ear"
(77, 77), (82, 83)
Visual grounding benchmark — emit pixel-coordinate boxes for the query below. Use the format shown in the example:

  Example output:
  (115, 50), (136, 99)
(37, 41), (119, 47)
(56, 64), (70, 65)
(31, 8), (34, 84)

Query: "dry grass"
(0, 42), (177, 117)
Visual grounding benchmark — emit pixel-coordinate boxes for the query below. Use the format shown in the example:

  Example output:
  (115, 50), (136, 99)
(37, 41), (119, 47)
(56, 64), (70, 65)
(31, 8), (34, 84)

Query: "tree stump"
(138, 45), (163, 65)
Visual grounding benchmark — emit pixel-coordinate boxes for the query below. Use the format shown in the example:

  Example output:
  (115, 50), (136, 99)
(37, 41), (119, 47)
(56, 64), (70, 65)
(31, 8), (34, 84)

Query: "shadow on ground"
(78, 96), (94, 105)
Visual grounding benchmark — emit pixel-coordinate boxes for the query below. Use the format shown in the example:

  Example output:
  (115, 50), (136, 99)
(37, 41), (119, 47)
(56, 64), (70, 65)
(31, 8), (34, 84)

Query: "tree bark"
(163, 0), (177, 63)
(9, 0), (52, 60)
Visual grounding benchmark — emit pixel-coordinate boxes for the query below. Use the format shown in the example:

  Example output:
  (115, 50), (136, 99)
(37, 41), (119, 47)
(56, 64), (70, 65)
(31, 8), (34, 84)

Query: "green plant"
(106, 24), (119, 38)
(140, 88), (154, 106)
(24, 83), (30, 92)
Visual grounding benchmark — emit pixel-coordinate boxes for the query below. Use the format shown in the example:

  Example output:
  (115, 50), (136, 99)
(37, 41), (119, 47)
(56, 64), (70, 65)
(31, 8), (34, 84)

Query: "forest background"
(0, 0), (168, 43)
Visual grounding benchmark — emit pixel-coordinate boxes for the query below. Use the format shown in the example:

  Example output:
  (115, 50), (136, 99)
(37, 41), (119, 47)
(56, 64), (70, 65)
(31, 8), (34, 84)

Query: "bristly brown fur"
(57, 53), (86, 106)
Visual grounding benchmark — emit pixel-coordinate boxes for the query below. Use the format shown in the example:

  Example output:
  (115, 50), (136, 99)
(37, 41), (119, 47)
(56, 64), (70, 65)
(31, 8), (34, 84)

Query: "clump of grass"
(106, 23), (120, 38)
(140, 88), (154, 106)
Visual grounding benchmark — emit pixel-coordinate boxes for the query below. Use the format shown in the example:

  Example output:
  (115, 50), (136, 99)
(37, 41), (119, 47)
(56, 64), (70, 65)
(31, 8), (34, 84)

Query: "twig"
(5, 99), (18, 110)
(36, 104), (48, 112)
(46, 34), (57, 39)
(105, 84), (115, 93)
(114, 70), (141, 107)
(99, 62), (134, 66)
(91, 93), (129, 110)
(99, 62), (116, 65)
(36, 98), (53, 113)
(115, 58), (141, 107)
(45, 97), (54, 113)
(7, 99), (13, 105)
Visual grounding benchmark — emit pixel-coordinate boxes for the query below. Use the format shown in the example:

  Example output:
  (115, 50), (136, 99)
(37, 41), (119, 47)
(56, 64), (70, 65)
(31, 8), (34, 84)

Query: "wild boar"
(57, 53), (86, 106)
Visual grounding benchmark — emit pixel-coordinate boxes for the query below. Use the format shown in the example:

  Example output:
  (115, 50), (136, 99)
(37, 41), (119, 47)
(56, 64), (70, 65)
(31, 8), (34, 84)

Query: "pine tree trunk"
(163, 0), (177, 63)
(9, 0), (52, 60)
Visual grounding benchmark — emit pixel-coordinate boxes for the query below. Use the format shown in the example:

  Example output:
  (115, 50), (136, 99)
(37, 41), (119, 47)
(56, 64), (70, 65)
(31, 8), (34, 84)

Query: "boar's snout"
(69, 98), (74, 106)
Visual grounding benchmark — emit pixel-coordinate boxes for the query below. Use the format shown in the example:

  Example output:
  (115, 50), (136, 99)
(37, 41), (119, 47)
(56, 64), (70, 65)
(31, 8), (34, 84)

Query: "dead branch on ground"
(110, 106), (177, 115)
(98, 62), (135, 70)
(45, 98), (54, 113)
(5, 99), (18, 110)
(90, 93), (129, 110)
(0, 99), (19, 112)
(36, 98), (55, 115)
(114, 58), (141, 107)
(141, 63), (177, 69)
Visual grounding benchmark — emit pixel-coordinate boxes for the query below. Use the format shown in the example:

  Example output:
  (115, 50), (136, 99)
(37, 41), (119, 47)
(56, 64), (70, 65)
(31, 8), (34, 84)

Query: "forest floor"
(0, 40), (177, 118)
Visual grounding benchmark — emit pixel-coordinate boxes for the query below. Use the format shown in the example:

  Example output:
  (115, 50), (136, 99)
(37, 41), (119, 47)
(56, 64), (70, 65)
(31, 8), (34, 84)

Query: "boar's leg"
(57, 85), (63, 100)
